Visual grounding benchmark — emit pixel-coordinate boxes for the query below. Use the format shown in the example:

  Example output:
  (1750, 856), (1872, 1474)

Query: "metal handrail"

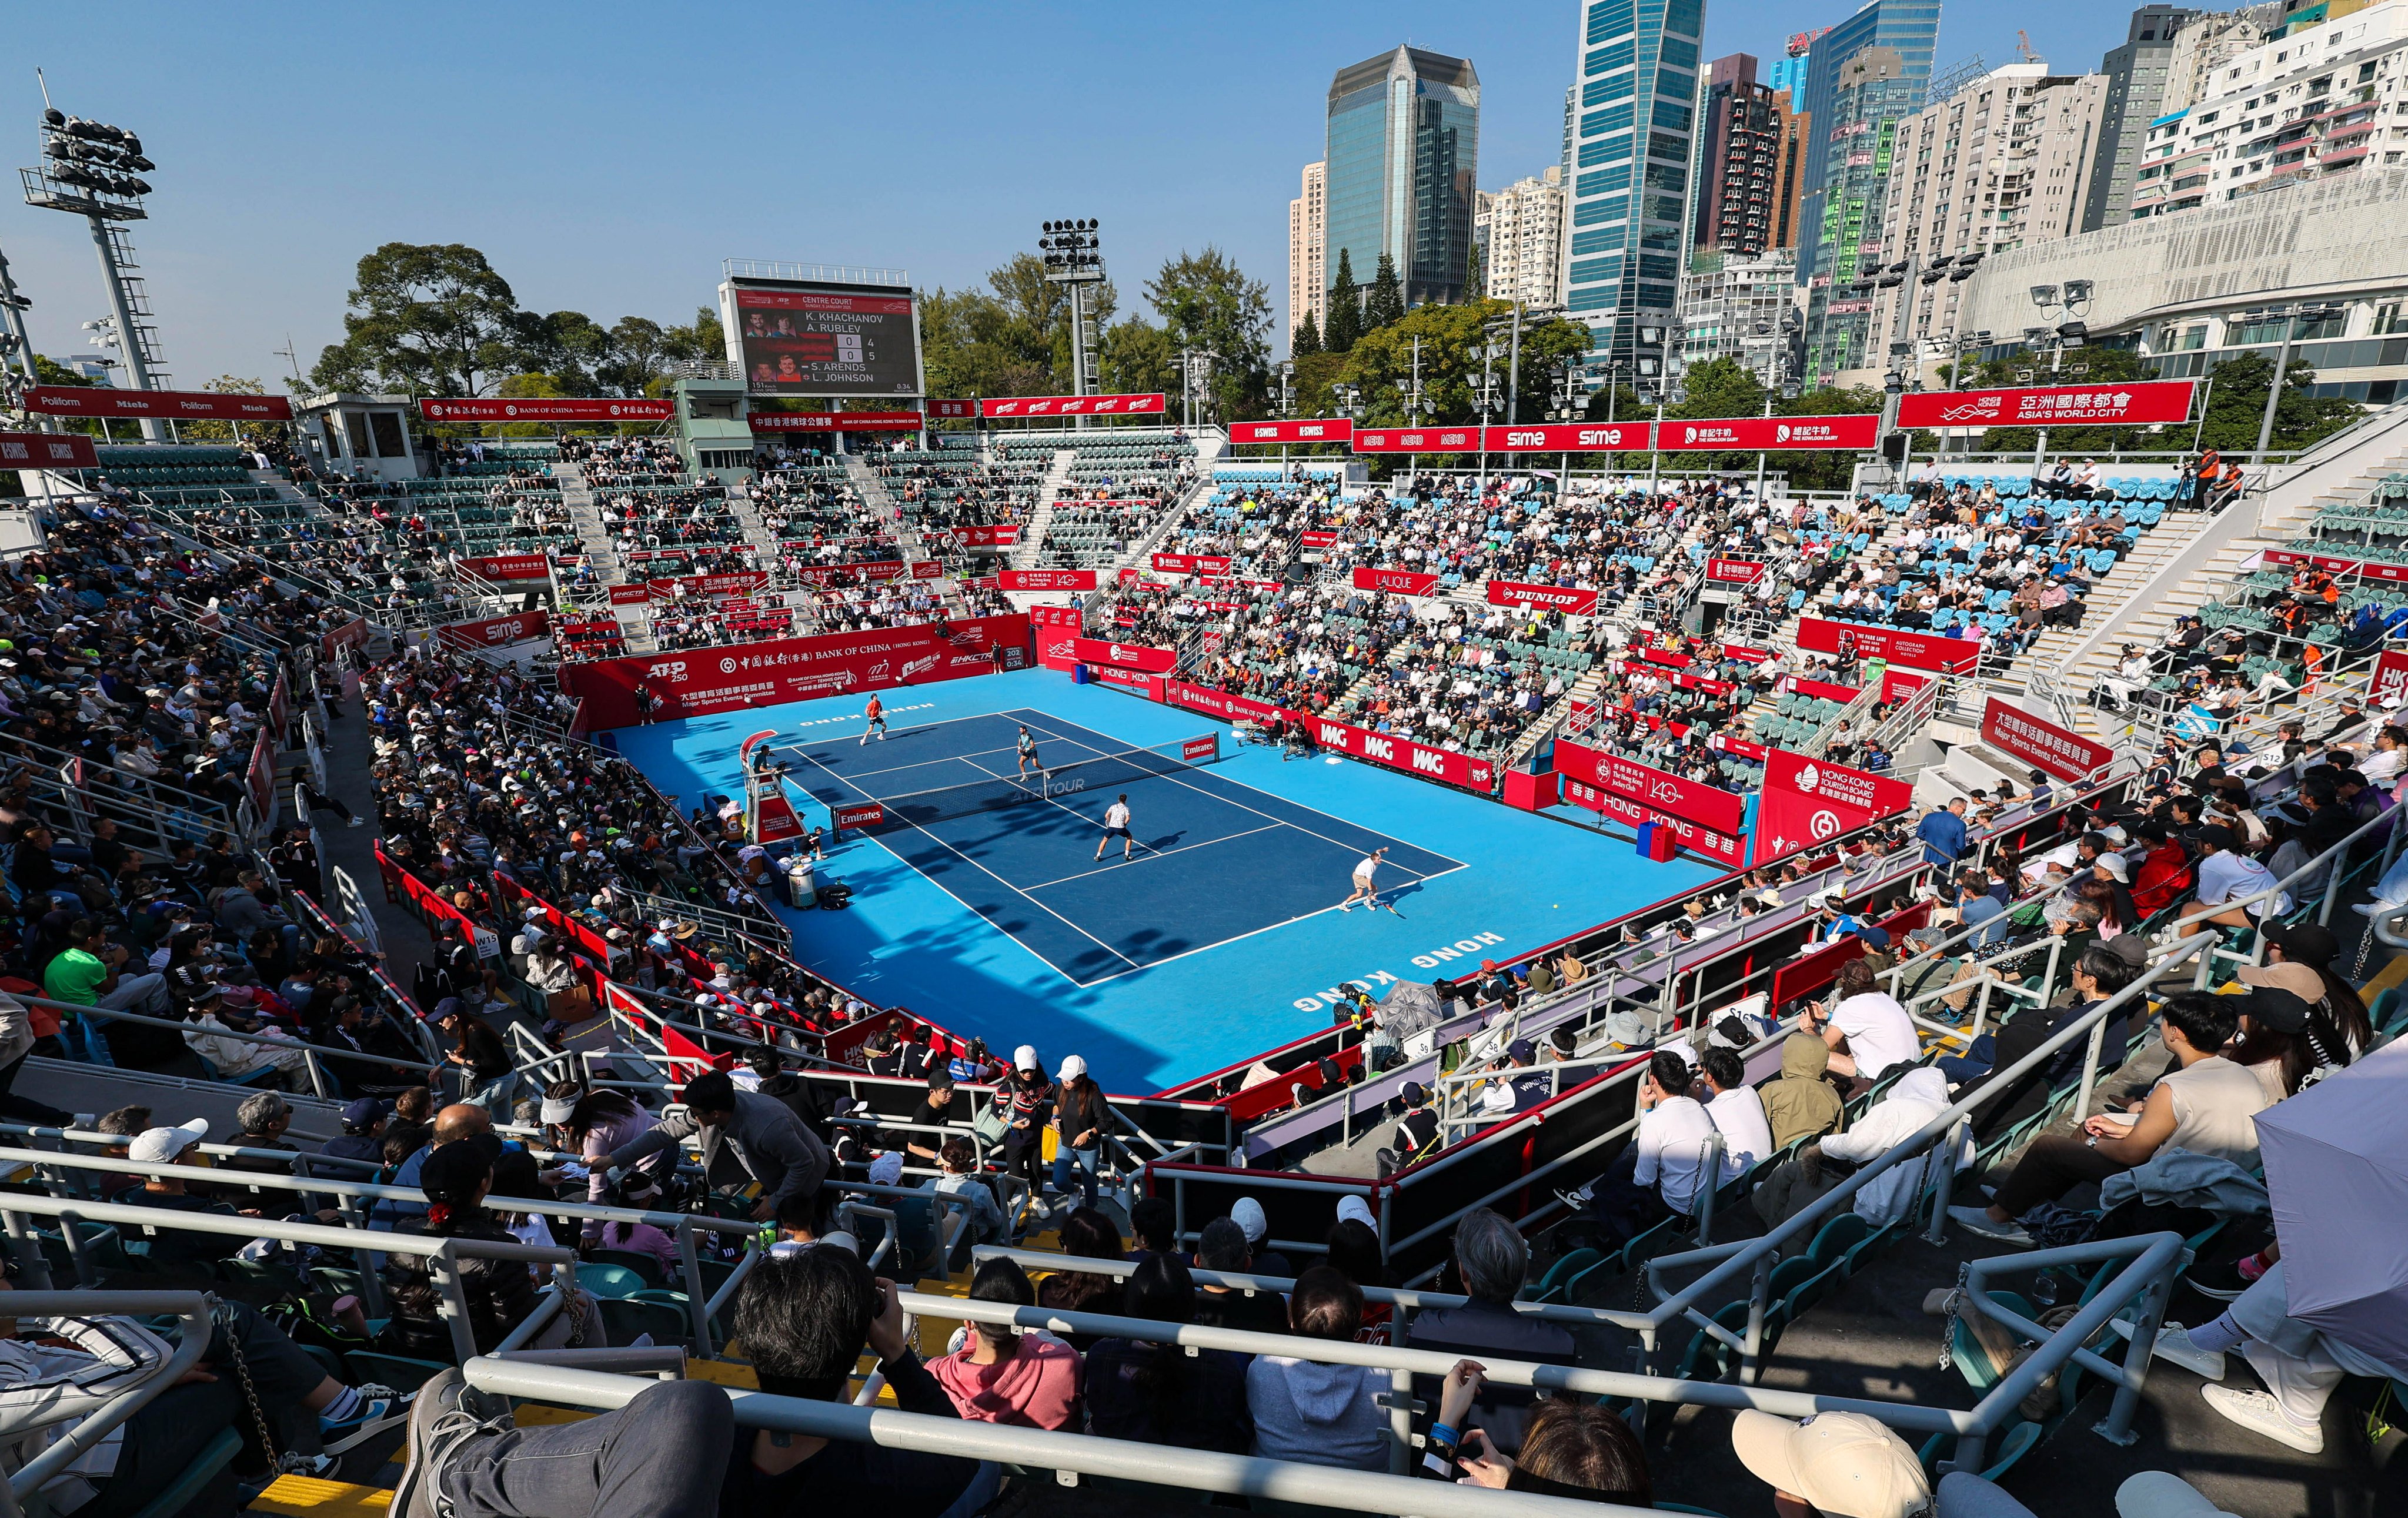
(0, 1291), (215, 1504)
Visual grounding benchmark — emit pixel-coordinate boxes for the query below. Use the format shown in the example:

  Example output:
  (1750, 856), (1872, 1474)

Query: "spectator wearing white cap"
(1050, 1054), (1106, 1206)
(1228, 1195), (1295, 1278)
(122, 1120), (233, 1272)
(996, 1045), (1050, 1220)
(1731, 1408), (1932, 1517)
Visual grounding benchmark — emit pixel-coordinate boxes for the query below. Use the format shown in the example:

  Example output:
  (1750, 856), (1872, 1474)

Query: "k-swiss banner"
(1563, 779), (1749, 867)
(453, 552), (552, 582)
(1980, 697), (2117, 783)
(1795, 617), (1982, 675)
(27, 386), (294, 422)
(980, 393), (1165, 418)
(436, 609), (552, 651)
(1551, 740), (1746, 835)
(418, 397), (672, 423)
(557, 616), (1030, 727)
(1071, 637), (1178, 674)
(0, 430), (99, 468)
(1227, 418), (1355, 444)
(1001, 569), (1097, 591)
(1485, 579), (1599, 614)
(1753, 749), (1913, 865)
(1659, 415), (1879, 451)
(1895, 380), (2196, 430)
(1352, 566), (1440, 596)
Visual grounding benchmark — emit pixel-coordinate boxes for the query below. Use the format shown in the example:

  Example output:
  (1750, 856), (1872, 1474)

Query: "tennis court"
(781, 708), (1463, 986)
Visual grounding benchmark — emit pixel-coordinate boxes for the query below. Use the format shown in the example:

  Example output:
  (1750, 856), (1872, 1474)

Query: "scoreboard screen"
(720, 279), (925, 398)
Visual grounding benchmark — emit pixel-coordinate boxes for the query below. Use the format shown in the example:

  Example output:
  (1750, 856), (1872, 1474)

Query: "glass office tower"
(1325, 46), (1482, 312)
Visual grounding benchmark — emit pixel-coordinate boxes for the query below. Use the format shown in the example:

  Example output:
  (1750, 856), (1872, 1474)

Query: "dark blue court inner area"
(783, 708), (1462, 986)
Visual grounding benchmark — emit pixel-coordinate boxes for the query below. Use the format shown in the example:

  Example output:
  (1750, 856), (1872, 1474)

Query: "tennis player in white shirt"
(1093, 794), (1134, 861)
(1339, 847), (1396, 913)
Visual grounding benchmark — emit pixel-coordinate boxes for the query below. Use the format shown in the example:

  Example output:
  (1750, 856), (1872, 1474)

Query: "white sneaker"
(2201, 1384), (2323, 1453)
(2109, 1319), (2226, 1380)
(347, 817), (365, 828)
(1946, 1205), (2033, 1246)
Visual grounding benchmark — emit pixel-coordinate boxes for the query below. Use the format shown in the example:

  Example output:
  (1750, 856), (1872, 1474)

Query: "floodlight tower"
(1037, 219), (1106, 430)
(21, 92), (171, 440)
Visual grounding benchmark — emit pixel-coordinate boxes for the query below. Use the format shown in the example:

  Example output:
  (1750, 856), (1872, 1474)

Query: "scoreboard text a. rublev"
(723, 279), (925, 397)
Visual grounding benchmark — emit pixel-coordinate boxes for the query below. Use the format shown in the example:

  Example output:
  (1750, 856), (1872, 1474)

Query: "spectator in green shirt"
(42, 918), (171, 1015)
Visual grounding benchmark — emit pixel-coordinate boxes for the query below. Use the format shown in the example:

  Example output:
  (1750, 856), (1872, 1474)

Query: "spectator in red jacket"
(2127, 818), (2193, 919)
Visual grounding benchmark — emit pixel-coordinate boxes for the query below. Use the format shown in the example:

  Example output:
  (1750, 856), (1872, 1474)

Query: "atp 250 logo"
(645, 661), (686, 680)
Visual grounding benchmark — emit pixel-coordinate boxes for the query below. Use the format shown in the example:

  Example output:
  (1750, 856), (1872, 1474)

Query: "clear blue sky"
(2, 1), (2129, 389)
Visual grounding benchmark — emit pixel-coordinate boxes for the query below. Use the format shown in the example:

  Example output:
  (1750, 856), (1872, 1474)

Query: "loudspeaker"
(1880, 431), (1909, 465)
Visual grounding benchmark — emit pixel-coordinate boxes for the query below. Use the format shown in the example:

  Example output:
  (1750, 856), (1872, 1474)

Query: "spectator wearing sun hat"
(1228, 1195), (1295, 1278)
(1731, 1408), (1933, 1517)
(1050, 1054), (1106, 1207)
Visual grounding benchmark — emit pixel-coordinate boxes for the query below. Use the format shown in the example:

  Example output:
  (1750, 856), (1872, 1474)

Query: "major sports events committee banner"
(1895, 380), (2196, 430)
(559, 615), (1030, 727)
(1980, 697), (2116, 783)
(1003, 569), (1096, 592)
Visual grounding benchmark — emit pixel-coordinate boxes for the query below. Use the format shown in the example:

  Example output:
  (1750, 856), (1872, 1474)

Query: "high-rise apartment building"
(1862, 64), (2109, 379)
(1289, 162), (1327, 340)
(1694, 54), (1787, 256)
(2162, 4), (2283, 111)
(1795, 0), (1942, 385)
(1768, 27), (1828, 96)
(1772, 90), (1811, 248)
(2084, 5), (2202, 229)
(1564, 0), (1709, 393)
(1475, 167), (1571, 306)
(1675, 248), (1799, 388)
(1325, 47), (1482, 310)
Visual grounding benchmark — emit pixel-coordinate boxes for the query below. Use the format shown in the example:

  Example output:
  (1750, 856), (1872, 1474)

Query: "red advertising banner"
(28, 386), (295, 422)
(1564, 778), (1749, 867)
(1786, 677), (1863, 703)
(1565, 699), (1598, 737)
(1659, 414), (1879, 451)
(1227, 418), (1355, 444)
(1980, 696), (2116, 783)
(246, 731), (276, 827)
(418, 396), (672, 423)
(320, 617), (369, 660)
(1031, 605), (1083, 670)
(0, 430), (100, 469)
(1298, 531), (1339, 549)
(2374, 649), (2408, 708)
(1001, 569), (1097, 591)
(1710, 732), (1770, 761)
(1166, 681), (1294, 726)
(1795, 617), (1982, 675)
(748, 410), (926, 432)
(787, 560), (942, 586)
(1486, 579), (1601, 615)
(1552, 740), (1747, 835)
(1151, 552), (1233, 576)
(1753, 749), (1914, 865)
(1090, 663), (1168, 700)
(1307, 713), (1497, 793)
(437, 608), (552, 651)
(1479, 422), (1654, 452)
(607, 583), (654, 607)
(453, 552), (552, 582)
(1352, 566), (1440, 596)
(1895, 380), (2196, 430)
(1350, 426), (1484, 454)
(980, 393), (1165, 419)
(951, 525), (1020, 546)
(833, 802), (887, 831)
(927, 399), (978, 419)
(1706, 557), (1767, 585)
(1071, 637), (1178, 674)
(556, 614), (1030, 727)
(649, 571), (773, 601)
(751, 788), (804, 845)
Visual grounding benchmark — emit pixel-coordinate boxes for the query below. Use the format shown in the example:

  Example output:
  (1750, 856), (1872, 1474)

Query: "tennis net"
(833, 733), (1223, 833)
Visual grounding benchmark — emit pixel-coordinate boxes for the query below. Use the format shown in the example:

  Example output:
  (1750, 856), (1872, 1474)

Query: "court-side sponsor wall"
(1158, 681), (1497, 793)
(559, 615), (1030, 727)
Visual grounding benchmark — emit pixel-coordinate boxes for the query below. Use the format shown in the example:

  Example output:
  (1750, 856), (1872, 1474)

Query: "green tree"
(2188, 352), (2357, 452)
(1340, 299), (1591, 454)
(1364, 253), (1406, 332)
(1324, 250), (1362, 353)
(179, 375), (269, 443)
(1144, 247), (1272, 421)
(1291, 309), (1322, 357)
(310, 242), (524, 397)
(509, 310), (614, 395)
(662, 306), (727, 365)
(1098, 315), (1176, 399)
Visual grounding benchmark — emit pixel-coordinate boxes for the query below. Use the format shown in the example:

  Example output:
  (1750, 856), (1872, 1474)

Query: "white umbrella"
(2255, 1034), (2408, 1367)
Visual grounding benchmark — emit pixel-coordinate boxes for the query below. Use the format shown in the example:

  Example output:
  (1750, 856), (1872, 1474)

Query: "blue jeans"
(1050, 1145), (1100, 1205)
(466, 1069), (521, 1115)
(1936, 1035), (1996, 1085)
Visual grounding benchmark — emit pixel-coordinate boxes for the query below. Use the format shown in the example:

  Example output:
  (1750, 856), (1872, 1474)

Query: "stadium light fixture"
(1037, 216), (1106, 422)
(23, 91), (172, 439)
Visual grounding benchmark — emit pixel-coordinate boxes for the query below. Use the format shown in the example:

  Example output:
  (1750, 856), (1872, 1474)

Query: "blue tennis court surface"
(610, 670), (1722, 1091)
(779, 710), (1463, 986)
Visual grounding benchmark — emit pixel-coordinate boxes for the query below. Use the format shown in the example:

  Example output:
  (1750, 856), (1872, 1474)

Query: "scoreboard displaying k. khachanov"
(719, 274), (926, 398)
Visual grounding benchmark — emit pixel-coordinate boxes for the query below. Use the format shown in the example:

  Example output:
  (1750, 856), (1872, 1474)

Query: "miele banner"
(1001, 569), (1097, 591)
(1980, 697), (2118, 783)
(556, 614), (1030, 727)
(1352, 566), (1441, 596)
(748, 410), (926, 432)
(1552, 739), (1746, 835)
(981, 393), (1165, 418)
(1485, 579), (1600, 615)
(1563, 779), (1749, 868)
(1752, 749), (1914, 865)
(1071, 637), (1178, 674)
(1151, 552), (1233, 576)
(1659, 414), (1879, 451)
(418, 397), (673, 423)
(28, 386), (295, 422)
(1895, 380), (2196, 430)
(1228, 418), (1355, 444)
(436, 608), (552, 651)
(1349, 426), (1482, 454)
(1479, 422), (1654, 452)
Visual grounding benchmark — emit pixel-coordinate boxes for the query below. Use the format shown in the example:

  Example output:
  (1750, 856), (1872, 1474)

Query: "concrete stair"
(553, 463), (616, 576)
(1009, 450), (1078, 570)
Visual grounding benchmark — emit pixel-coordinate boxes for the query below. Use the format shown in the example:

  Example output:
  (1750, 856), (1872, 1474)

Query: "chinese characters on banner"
(1979, 697), (2116, 783)
(556, 615), (1030, 727)
(2370, 648), (2408, 707)
(1795, 617), (1982, 674)
(1552, 739), (1748, 836)
(1706, 558), (1767, 585)
(1028, 605), (1084, 670)
(1562, 780), (1749, 868)
(452, 553), (552, 581)
(1894, 380), (2196, 430)
(1000, 569), (1097, 591)
(1752, 748), (1914, 865)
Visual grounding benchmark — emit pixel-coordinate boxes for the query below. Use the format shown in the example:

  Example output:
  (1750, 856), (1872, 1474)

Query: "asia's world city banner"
(1030, 605), (1084, 670)
(557, 616), (1028, 727)
(1895, 380), (2196, 430)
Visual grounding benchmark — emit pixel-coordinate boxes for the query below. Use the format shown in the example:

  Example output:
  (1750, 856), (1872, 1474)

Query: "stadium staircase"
(1115, 467), (1215, 573)
(555, 463), (615, 577)
(1007, 449), (1078, 570)
(2020, 402), (2408, 737)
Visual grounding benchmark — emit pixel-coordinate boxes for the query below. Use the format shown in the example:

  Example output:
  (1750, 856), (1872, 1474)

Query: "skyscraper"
(1795, 0), (1942, 386)
(2082, 5), (2200, 229)
(1768, 27), (1828, 96)
(1324, 47), (1482, 310)
(1475, 167), (1571, 306)
(1693, 54), (1785, 256)
(1289, 161), (1327, 341)
(1564, 0), (1709, 394)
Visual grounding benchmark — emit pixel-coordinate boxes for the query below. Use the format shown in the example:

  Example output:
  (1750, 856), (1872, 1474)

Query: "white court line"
(1017, 824), (1284, 891)
(857, 807), (1144, 979)
(789, 702), (934, 730)
(781, 713), (1055, 784)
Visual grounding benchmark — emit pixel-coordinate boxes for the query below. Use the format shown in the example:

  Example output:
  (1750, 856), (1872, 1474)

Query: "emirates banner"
(1151, 552), (1233, 576)
(1071, 637), (1178, 674)
(1552, 739), (1746, 835)
(436, 608), (552, 651)
(1352, 566), (1440, 596)
(1896, 380), (2196, 430)
(1796, 617), (1982, 675)
(1485, 579), (1600, 615)
(1228, 418), (1355, 444)
(1308, 714), (1497, 793)
(453, 552), (552, 581)
(749, 409), (924, 432)
(981, 393), (1165, 419)
(1754, 749), (1913, 865)
(951, 525), (1019, 546)
(1350, 425), (1483, 454)
(28, 386), (294, 422)
(1480, 422), (1654, 452)
(557, 614), (1030, 727)
(1564, 779), (1748, 868)
(1031, 604), (1085, 670)
(1001, 569), (1096, 591)
(1706, 558), (1768, 585)
(418, 397), (672, 423)
(0, 431), (100, 469)
(1659, 414), (1879, 451)
(1980, 697), (2116, 783)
